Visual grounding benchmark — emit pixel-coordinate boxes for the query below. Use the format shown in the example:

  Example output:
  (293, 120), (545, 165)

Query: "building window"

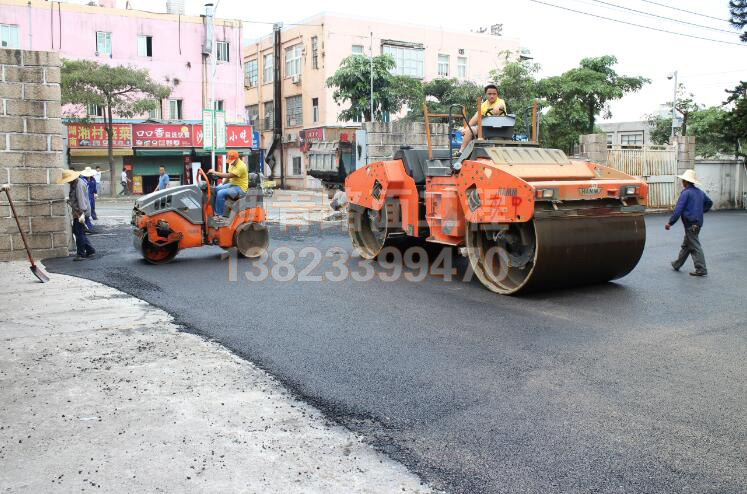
(263, 101), (274, 130)
(292, 156), (302, 176)
(620, 132), (643, 146)
(382, 44), (424, 78)
(437, 54), (449, 77)
(606, 133), (614, 145)
(352, 44), (364, 55)
(137, 35), (152, 57)
(285, 44), (302, 77)
(311, 36), (319, 69)
(263, 53), (273, 84)
(245, 59), (258, 87)
(216, 41), (230, 62)
(457, 56), (467, 78)
(215, 100), (224, 112)
(0, 24), (20, 49)
(169, 99), (182, 119)
(86, 104), (105, 117)
(245, 104), (259, 126)
(148, 100), (162, 119)
(96, 31), (112, 56)
(312, 98), (319, 123)
(286, 95), (302, 127)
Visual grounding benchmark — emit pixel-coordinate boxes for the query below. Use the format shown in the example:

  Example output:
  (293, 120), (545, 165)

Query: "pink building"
(0, 0), (244, 122)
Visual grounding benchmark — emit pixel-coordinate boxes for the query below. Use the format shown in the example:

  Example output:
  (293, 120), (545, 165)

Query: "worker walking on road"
(58, 169), (96, 261)
(666, 169), (712, 277)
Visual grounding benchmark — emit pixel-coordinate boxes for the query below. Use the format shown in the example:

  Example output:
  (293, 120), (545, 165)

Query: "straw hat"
(57, 169), (81, 184)
(80, 166), (97, 178)
(677, 169), (699, 185)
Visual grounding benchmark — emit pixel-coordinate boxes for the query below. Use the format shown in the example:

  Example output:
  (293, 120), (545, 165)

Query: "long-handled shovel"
(1, 184), (49, 283)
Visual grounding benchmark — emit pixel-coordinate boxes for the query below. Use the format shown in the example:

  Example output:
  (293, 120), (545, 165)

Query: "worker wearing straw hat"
(57, 169), (96, 261)
(665, 169), (712, 276)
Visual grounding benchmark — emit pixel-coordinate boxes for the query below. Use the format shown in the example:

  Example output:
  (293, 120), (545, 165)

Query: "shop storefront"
(66, 123), (133, 195)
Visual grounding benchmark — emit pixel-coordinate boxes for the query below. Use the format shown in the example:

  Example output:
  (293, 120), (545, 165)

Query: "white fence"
(606, 146), (678, 208)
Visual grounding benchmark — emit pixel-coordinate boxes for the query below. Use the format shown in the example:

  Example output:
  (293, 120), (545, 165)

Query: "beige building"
(243, 13), (521, 189)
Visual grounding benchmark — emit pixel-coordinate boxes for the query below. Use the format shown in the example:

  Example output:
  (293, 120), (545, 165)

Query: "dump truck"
(344, 104), (647, 294)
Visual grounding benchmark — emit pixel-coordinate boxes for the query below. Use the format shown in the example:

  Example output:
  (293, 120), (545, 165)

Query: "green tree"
(399, 78), (482, 121)
(540, 101), (593, 154)
(648, 107), (733, 158)
(719, 81), (747, 158)
(730, 0), (747, 42)
(62, 60), (171, 195)
(490, 52), (541, 136)
(326, 55), (410, 122)
(539, 55), (649, 133)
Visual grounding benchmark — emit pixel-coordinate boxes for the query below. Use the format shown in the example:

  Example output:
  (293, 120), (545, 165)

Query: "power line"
(590, 0), (736, 34)
(639, 0), (731, 23)
(528, 0), (747, 46)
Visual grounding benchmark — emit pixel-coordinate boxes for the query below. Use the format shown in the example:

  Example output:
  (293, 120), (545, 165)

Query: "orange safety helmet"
(227, 150), (239, 160)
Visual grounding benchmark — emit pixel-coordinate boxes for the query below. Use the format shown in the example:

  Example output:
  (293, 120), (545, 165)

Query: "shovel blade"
(31, 265), (49, 283)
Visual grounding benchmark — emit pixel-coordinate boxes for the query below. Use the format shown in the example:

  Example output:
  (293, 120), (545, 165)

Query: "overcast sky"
(111, 0), (747, 122)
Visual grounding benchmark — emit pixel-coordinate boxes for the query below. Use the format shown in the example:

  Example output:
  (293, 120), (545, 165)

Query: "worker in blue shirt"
(156, 166), (170, 191)
(665, 169), (712, 276)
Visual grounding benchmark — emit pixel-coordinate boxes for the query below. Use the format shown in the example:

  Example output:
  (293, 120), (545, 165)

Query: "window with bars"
(96, 31), (111, 56)
(382, 44), (424, 78)
(286, 95), (302, 127)
(245, 59), (258, 87)
(137, 35), (152, 57)
(263, 101), (274, 130)
(86, 104), (105, 117)
(263, 53), (273, 84)
(217, 41), (230, 62)
(0, 24), (19, 49)
(285, 44), (302, 77)
(457, 56), (467, 78)
(245, 104), (259, 126)
(352, 44), (364, 55)
(620, 133), (643, 146)
(437, 54), (449, 77)
(311, 36), (319, 69)
(169, 99), (182, 119)
(292, 156), (302, 176)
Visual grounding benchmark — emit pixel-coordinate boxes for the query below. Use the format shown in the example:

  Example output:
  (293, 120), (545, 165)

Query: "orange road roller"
(132, 169), (269, 264)
(345, 113), (648, 294)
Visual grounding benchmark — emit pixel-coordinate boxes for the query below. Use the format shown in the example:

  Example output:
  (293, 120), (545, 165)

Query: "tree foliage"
(399, 78), (483, 121)
(326, 55), (409, 122)
(538, 55), (649, 133)
(61, 60), (171, 194)
(730, 0), (747, 42)
(720, 81), (747, 157)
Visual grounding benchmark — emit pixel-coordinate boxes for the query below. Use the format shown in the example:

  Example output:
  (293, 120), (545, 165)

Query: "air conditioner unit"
(243, 76), (255, 88)
(291, 74), (301, 84)
(458, 48), (464, 55)
(283, 132), (297, 143)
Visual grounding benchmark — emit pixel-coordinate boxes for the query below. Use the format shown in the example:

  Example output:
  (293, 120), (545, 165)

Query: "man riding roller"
(459, 84), (507, 152)
(208, 150), (248, 219)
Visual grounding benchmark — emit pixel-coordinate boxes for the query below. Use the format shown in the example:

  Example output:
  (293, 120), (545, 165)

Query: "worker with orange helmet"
(208, 150), (248, 217)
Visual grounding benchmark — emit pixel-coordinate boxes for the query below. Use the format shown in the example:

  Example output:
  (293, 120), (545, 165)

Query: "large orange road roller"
(345, 113), (647, 294)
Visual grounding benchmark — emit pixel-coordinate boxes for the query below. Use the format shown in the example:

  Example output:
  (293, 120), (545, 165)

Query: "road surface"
(46, 210), (747, 493)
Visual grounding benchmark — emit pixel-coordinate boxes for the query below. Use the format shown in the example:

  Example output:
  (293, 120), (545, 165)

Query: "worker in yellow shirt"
(208, 149), (248, 217)
(459, 84), (507, 152)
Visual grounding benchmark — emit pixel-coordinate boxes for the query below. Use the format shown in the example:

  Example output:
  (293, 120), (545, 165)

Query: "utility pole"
(369, 32), (374, 123)
(208, 3), (217, 173)
(273, 23), (284, 188)
(669, 70), (678, 141)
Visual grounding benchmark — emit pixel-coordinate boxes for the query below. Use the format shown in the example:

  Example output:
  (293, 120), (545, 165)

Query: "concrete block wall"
(0, 48), (67, 261)
(363, 122), (450, 163)
(577, 134), (608, 164)
(675, 136), (696, 176)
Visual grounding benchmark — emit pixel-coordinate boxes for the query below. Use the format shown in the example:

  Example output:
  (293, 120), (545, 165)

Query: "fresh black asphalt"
(45, 211), (747, 493)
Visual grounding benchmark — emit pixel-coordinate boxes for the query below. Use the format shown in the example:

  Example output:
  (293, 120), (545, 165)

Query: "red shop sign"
(132, 124), (193, 147)
(67, 123), (132, 148)
(193, 125), (253, 148)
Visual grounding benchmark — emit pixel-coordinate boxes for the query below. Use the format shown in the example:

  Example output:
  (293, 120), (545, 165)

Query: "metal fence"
(606, 146), (677, 208)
